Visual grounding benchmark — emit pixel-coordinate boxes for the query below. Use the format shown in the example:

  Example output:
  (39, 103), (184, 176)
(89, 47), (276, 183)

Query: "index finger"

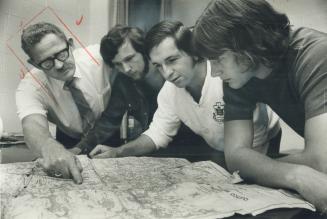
(93, 151), (111, 159)
(75, 156), (83, 172)
(68, 159), (83, 184)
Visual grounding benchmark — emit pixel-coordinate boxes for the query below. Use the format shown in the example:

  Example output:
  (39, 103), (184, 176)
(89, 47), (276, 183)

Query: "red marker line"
(20, 68), (25, 79)
(6, 6), (96, 108)
(6, 6), (48, 43)
(76, 15), (84, 26)
(6, 43), (58, 105)
(49, 7), (100, 66)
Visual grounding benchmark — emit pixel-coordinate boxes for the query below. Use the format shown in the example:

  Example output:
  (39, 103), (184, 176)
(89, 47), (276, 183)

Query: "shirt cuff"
(17, 109), (47, 121)
(143, 128), (172, 150)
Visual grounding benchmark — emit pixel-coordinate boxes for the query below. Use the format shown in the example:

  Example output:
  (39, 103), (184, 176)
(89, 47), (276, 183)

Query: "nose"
(209, 60), (223, 77)
(211, 70), (223, 78)
(161, 64), (174, 81)
(122, 62), (131, 73)
(54, 59), (64, 69)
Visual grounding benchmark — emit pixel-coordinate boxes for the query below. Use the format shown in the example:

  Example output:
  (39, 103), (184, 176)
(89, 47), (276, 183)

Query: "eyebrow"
(123, 54), (135, 61)
(164, 54), (179, 62)
(113, 53), (135, 65)
(152, 54), (180, 66)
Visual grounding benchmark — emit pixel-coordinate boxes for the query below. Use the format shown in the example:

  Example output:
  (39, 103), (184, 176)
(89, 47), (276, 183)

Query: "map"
(0, 156), (315, 219)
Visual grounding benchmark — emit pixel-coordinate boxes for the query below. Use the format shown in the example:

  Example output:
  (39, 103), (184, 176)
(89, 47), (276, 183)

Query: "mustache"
(58, 63), (74, 72)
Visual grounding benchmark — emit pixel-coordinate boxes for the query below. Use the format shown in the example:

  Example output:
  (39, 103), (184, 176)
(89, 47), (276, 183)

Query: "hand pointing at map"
(37, 144), (83, 184)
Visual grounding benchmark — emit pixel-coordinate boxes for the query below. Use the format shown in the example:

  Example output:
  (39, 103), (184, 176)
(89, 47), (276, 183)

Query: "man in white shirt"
(16, 22), (113, 183)
(89, 21), (281, 162)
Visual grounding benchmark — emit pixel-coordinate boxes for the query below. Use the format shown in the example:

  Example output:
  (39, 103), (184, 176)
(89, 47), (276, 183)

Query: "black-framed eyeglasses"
(37, 42), (70, 70)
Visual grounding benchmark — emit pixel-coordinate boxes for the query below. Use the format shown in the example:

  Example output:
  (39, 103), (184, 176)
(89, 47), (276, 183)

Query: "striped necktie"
(66, 79), (95, 134)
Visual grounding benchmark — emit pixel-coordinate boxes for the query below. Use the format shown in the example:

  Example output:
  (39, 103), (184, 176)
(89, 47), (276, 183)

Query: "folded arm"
(224, 119), (327, 212)
(277, 113), (327, 173)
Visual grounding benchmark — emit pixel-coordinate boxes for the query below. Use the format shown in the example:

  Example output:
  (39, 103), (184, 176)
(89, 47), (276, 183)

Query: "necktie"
(67, 79), (95, 134)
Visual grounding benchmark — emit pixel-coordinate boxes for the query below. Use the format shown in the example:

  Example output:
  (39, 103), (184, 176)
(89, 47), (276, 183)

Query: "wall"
(89, 0), (110, 44)
(0, 0), (110, 133)
(171, 0), (327, 33)
(268, 0), (327, 32)
(170, 0), (209, 27)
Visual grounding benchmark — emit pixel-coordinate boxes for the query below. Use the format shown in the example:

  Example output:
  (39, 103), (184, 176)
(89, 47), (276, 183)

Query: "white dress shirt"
(16, 44), (115, 139)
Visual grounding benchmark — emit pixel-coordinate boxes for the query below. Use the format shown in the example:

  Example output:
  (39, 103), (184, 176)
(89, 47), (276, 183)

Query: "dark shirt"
(136, 80), (159, 121)
(77, 74), (153, 153)
(224, 27), (327, 137)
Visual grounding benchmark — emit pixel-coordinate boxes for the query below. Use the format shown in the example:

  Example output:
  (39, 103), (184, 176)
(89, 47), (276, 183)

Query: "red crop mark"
(75, 15), (84, 26)
(6, 43), (58, 105)
(6, 7), (48, 43)
(19, 68), (26, 79)
(6, 7), (98, 108)
(48, 7), (100, 66)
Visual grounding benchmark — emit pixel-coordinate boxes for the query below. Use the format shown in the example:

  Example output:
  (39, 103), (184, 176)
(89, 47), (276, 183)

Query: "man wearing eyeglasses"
(16, 22), (114, 183)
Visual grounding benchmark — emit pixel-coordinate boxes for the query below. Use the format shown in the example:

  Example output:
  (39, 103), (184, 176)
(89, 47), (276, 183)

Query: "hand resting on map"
(89, 145), (120, 158)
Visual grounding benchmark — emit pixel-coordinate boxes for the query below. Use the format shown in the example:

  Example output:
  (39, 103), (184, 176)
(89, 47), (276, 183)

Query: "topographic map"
(0, 156), (314, 219)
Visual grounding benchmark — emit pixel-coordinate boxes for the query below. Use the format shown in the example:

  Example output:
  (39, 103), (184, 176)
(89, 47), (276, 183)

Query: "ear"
(27, 59), (39, 69)
(236, 54), (253, 73)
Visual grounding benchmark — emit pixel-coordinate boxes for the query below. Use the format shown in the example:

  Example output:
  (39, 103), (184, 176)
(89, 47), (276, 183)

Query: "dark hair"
(100, 25), (146, 68)
(145, 20), (203, 62)
(21, 22), (67, 58)
(193, 0), (290, 67)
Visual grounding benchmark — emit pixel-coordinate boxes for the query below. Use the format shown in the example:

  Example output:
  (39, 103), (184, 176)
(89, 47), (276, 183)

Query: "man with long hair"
(193, 0), (327, 212)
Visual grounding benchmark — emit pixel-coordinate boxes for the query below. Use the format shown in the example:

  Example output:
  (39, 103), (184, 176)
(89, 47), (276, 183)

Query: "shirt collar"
(60, 64), (82, 89)
(199, 60), (213, 99)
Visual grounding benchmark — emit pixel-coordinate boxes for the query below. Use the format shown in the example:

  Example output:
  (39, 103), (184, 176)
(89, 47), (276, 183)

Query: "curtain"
(108, 0), (129, 28)
(108, 0), (172, 30)
(160, 0), (172, 21)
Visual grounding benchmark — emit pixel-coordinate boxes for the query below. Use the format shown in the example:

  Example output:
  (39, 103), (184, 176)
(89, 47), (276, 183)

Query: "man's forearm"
(23, 116), (65, 157)
(226, 147), (307, 191)
(227, 147), (327, 212)
(117, 134), (157, 157)
(277, 150), (327, 174)
(22, 115), (83, 183)
(25, 134), (63, 157)
(277, 151), (309, 165)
